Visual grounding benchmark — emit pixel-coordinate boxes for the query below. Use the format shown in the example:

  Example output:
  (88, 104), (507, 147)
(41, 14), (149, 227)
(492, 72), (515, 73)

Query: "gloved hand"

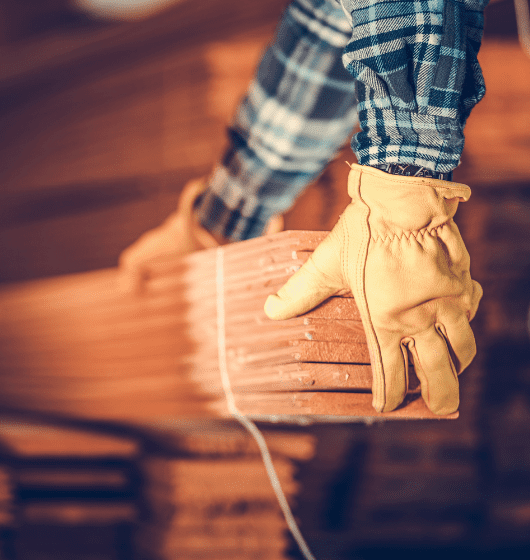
(118, 178), (220, 292)
(264, 163), (482, 415)
(118, 177), (284, 293)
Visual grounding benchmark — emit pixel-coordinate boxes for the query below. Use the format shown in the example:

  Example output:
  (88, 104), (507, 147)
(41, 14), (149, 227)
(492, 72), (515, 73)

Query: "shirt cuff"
(352, 106), (465, 173)
(193, 166), (273, 242)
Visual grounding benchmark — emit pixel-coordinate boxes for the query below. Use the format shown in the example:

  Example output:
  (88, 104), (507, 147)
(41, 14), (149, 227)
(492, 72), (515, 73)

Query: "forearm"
(340, 0), (489, 173)
(196, 0), (359, 241)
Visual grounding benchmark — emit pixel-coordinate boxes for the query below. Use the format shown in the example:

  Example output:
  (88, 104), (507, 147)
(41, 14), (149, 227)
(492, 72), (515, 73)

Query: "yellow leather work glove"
(264, 163), (482, 415)
(118, 179), (221, 292)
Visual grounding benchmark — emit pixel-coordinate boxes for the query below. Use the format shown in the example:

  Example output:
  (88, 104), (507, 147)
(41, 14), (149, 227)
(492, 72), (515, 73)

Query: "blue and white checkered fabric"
(342, 0), (488, 170)
(196, 0), (357, 241)
(196, 0), (488, 241)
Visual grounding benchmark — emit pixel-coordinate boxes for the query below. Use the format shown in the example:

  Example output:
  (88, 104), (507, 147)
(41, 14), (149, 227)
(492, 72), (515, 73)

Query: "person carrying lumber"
(119, 0), (489, 416)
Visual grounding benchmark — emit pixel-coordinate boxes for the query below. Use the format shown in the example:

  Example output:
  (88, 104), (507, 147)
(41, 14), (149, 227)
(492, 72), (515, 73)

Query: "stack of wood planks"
(0, 463), (13, 530)
(0, 417), (316, 559)
(0, 420), (139, 525)
(0, 230), (453, 425)
(0, 419), (139, 559)
(137, 424), (316, 560)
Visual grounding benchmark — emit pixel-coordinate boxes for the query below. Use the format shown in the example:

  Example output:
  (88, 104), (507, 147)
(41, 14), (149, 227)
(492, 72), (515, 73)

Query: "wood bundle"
(0, 418), (316, 560)
(0, 466), (13, 528)
(146, 457), (296, 560)
(0, 419), (139, 528)
(0, 231), (454, 426)
(138, 427), (316, 560)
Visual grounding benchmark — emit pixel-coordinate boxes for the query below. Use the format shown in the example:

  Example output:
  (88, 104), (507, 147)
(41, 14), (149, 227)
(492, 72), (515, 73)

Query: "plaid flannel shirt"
(196, 0), (488, 241)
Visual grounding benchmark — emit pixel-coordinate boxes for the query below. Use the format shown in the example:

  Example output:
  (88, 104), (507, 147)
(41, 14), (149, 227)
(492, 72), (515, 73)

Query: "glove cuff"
(347, 163), (471, 234)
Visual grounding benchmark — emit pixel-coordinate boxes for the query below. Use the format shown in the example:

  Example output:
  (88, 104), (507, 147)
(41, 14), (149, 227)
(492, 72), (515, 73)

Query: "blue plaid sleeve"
(195, 0), (358, 241)
(195, 0), (489, 242)
(341, 0), (488, 172)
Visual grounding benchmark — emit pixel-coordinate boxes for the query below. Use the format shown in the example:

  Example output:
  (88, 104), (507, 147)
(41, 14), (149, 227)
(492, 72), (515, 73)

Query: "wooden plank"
(0, 420), (138, 457)
(138, 448), (305, 560)
(0, 467), (13, 527)
(22, 503), (137, 524)
(233, 392), (458, 420)
(17, 470), (128, 488)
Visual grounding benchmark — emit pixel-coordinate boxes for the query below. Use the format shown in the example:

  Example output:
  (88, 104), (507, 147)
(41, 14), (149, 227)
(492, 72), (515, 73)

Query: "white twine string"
(215, 247), (316, 560)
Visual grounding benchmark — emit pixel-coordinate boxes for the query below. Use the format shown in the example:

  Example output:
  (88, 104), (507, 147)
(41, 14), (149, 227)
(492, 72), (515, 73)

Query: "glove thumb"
(264, 230), (344, 320)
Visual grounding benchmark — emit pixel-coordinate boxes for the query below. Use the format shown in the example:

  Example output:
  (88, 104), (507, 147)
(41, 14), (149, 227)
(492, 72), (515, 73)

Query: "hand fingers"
(118, 237), (157, 294)
(118, 249), (141, 294)
(468, 280), (483, 322)
(264, 257), (341, 320)
(118, 258), (148, 294)
(264, 232), (344, 321)
(437, 318), (476, 375)
(406, 325), (459, 415)
(372, 335), (409, 413)
(117, 223), (180, 294)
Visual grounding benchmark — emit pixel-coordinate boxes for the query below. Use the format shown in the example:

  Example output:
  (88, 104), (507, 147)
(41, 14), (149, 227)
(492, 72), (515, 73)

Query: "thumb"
(264, 231), (344, 320)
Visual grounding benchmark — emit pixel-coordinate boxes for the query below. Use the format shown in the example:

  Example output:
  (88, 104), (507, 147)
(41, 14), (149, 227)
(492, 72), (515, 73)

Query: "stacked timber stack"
(0, 419), (139, 559)
(137, 424), (316, 560)
(0, 462), (13, 550)
(349, 422), (481, 546)
(0, 230), (461, 558)
(0, 418), (315, 559)
(0, 230), (445, 425)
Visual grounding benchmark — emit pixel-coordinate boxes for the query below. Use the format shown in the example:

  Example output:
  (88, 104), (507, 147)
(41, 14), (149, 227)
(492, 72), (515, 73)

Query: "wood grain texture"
(0, 231), (452, 424)
(138, 454), (300, 560)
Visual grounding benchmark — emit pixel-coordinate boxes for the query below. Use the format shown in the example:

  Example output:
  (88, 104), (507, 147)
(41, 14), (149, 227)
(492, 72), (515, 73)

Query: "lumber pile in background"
(0, 231), (451, 425)
(137, 423), (316, 560)
(0, 417), (316, 560)
(0, 419), (139, 559)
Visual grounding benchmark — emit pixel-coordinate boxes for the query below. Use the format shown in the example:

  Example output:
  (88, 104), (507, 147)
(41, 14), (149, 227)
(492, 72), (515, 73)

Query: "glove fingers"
(264, 233), (344, 321)
(118, 234), (157, 293)
(407, 326), (459, 415)
(438, 318), (476, 375)
(468, 280), (483, 322)
(374, 339), (409, 413)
